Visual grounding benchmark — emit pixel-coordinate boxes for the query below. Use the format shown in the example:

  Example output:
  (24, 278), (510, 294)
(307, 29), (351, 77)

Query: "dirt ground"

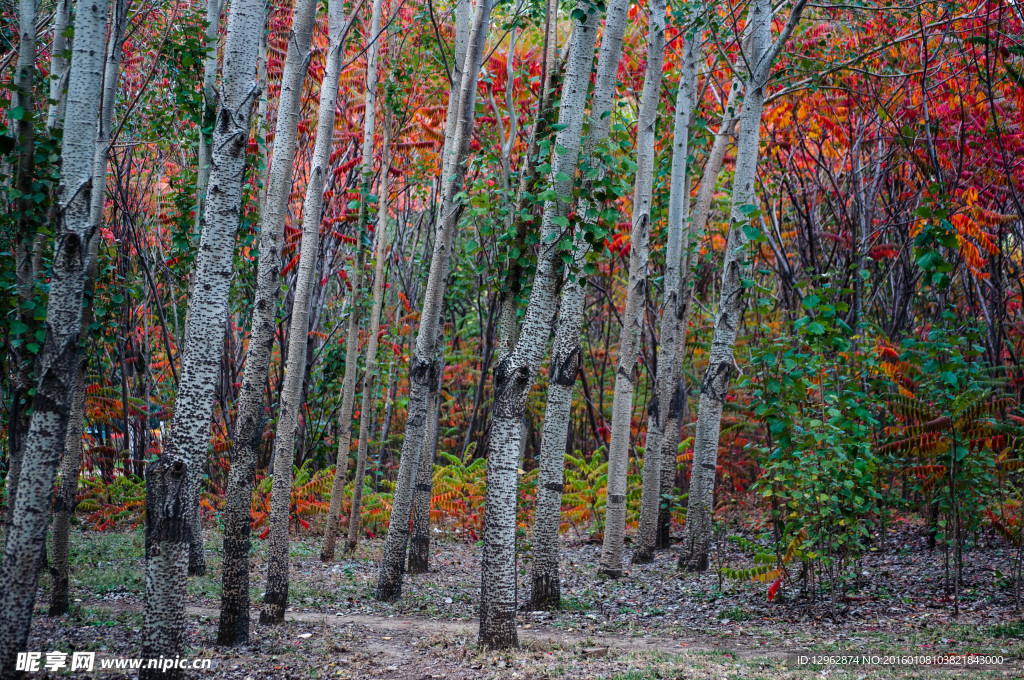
(28, 517), (1024, 679)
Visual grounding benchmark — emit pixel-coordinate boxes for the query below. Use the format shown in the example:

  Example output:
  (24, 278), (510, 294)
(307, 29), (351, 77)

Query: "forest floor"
(29, 515), (1024, 679)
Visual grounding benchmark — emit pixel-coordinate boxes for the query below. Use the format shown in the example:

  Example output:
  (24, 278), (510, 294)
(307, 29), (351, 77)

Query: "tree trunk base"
(655, 508), (671, 549)
(528, 572), (560, 610)
(261, 591), (287, 624)
(376, 577), (403, 602)
(599, 567), (623, 578)
(677, 551), (708, 572)
(48, 573), (69, 617)
(188, 550), (206, 577)
(407, 536), (430, 574)
(631, 546), (655, 565)
(478, 601), (519, 649)
(217, 609), (250, 646)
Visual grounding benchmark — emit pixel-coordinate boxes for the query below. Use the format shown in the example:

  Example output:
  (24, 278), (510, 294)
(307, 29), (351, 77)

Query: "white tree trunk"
(49, 0), (129, 615)
(4, 0), (40, 536)
(408, 329), (444, 573)
(260, 0), (354, 622)
(141, 0), (265, 670)
(320, 0), (386, 562)
(526, 0), (630, 609)
(345, 124), (393, 553)
(193, 0), (226, 232)
(46, 0), (73, 131)
(679, 0), (806, 571)
(0, 0), (105, 669)
(634, 17), (702, 564)
(216, 0), (326, 639)
(657, 73), (742, 549)
(376, 0), (494, 603)
(404, 0), (471, 568)
(479, 0), (605, 647)
(599, 0), (666, 577)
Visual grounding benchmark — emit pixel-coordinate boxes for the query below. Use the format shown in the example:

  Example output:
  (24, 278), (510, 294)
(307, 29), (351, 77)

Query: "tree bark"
(375, 0), (494, 603)
(634, 15), (701, 564)
(141, 458), (191, 680)
(599, 0), (666, 577)
(46, 0), (73, 131)
(260, 0), (354, 623)
(526, 0), (630, 609)
(678, 0), (807, 571)
(193, 0), (226, 233)
(4, 0), (40, 540)
(479, 0), (604, 646)
(215, 0), (331, 642)
(49, 0), (130, 615)
(0, 0), (106, 669)
(141, 0), (265, 666)
(408, 331), (444, 573)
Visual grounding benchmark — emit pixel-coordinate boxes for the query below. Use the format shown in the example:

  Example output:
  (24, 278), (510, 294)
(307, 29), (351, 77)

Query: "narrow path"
(185, 605), (800, 660)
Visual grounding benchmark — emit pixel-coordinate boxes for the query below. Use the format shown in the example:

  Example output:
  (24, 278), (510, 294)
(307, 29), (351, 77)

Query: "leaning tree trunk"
(4, 0), (40, 539)
(678, 0), (806, 571)
(0, 0), (105, 670)
(633, 16), (701, 564)
(599, 0), (666, 577)
(259, 0), (355, 623)
(376, 0), (494, 603)
(49, 0), (130, 615)
(478, 0), (603, 647)
(495, 0), (556, 360)
(140, 0), (264, 671)
(193, 0), (226, 233)
(320, 0), (385, 561)
(656, 72), (742, 550)
(345, 122), (393, 553)
(408, 332), (444, 573)
(216, 0), (327, 642)
(526, 0), (630, 610)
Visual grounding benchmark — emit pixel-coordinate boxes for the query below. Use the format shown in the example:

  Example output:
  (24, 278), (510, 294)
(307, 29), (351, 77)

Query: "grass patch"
(561, 596), (591, 611)
(990, 620), (1024, 638)
(718, 606), (752, 622)
(65, 529), (146, 596)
